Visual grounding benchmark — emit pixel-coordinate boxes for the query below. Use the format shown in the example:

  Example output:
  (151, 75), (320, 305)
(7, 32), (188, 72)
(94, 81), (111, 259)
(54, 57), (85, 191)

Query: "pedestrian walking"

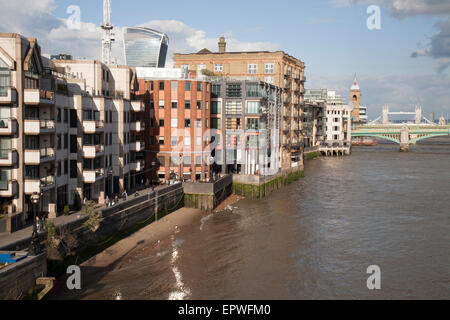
(122, 190), (127, 201)
(105, 196), (110, 207)
(83, 197), (87, 205)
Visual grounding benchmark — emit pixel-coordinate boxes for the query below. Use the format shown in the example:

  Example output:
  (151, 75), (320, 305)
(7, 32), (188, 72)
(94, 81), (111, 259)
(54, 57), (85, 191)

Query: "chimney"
(218, 37), (226, 53)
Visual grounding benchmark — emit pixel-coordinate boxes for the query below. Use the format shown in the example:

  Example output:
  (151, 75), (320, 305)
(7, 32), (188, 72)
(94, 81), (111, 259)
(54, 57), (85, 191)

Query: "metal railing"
(40, 176), (55, 188)
(40, 147), (55, 158)
(40, 120), (55, 129)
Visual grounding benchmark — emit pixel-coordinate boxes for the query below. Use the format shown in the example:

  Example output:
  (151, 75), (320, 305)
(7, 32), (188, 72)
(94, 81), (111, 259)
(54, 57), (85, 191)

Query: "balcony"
(131, 100), (145, 112)
(83, 144), (104, 158)
(130, 160), (144, 172)
(130, 140), (145, 152)
(130, 122), (145, 132)
(0, 118), (18, 135)
(24, 119), (55, 135)
(0, 149), (18, 166)
(24, 147), (55, 164)
(0, 180), (18, 197)
(40, 175), (55, 191)
(24, 179), (40, 195)
(0, 87), (17, 104)
(83, 120), (104, 134)
(83, 168), (105, 184)
(24, 89), (55, 105)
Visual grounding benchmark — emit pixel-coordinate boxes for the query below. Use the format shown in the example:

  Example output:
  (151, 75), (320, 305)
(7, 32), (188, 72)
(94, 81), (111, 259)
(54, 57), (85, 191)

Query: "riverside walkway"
(0, 185), (172, 251)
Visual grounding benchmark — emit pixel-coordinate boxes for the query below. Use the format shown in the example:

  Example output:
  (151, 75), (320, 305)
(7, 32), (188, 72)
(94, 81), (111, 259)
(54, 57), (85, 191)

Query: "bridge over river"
(352, 106), (450, 151)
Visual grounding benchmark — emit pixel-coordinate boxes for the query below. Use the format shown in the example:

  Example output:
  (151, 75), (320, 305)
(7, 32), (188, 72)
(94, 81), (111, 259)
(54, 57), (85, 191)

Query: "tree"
(82, 201), (104, 233)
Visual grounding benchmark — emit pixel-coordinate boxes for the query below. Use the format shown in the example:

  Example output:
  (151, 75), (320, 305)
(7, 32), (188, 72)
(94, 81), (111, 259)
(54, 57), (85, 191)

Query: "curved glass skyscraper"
(123, 27), (169, 68)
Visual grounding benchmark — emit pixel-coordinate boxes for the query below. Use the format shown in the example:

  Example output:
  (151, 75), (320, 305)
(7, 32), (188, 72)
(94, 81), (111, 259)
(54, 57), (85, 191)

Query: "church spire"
(351, 73), (360, 91)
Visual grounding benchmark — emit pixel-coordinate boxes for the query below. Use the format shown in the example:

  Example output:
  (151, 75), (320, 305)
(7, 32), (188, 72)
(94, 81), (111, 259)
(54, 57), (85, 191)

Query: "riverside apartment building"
(173, 37), (306, 171)
(0, 33), (144, 234)
(135, 68), (212, 183)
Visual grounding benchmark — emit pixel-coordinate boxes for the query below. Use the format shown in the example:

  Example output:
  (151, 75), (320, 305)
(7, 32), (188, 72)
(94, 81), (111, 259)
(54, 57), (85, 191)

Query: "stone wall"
(184, 175), (233, 211)
(0, 253), (47, 300)
(232, 168), (305, 199)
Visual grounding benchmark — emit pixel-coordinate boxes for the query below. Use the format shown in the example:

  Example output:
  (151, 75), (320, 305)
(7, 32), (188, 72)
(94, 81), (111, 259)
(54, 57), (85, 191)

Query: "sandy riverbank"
(82, 208), (204, 269)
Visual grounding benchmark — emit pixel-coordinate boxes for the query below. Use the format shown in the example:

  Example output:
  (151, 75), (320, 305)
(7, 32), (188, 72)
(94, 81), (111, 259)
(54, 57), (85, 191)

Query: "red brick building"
(137, 78), (212, 183)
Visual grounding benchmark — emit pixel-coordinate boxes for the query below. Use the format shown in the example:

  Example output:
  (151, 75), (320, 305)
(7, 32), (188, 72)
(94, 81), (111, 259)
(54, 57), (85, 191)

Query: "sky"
(0, 0), (449, 119)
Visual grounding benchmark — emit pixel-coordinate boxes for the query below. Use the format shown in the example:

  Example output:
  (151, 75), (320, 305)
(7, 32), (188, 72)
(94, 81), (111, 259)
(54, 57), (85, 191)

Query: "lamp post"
(179, 153), (183, 182)
(28, 192), (42, 256)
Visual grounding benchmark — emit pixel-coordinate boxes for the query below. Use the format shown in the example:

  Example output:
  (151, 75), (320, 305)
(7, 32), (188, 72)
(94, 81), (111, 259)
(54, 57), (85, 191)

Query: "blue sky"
(1, 0), (449, 118)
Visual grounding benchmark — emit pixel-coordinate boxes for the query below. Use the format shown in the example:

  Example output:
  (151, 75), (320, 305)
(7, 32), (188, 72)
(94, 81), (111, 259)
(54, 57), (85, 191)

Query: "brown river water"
(54, 140), (450, 300)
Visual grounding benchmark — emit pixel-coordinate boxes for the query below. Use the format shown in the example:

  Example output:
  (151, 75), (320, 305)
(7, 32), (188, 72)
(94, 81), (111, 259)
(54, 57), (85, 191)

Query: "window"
(206, 101), (209, 110)
(211, 101), (221, 114)
(205, 119), (209, 128)
(57, 109), (61, 122)
(196, 136), (202, 146)
(185, 82), (191, 91)
(214, 64), (223, 72)
(57, 161), (62, 176)
(226, 84), (241, 98)
(265, 63), (274, 74)
(247, 84), (259, 97)
(159, 119), (164, 127)
(264, 76), (274, 84)
(185, 119), (191, 128)
(172, 100), (178, 109)
(159, 137), (165, 145)
(57, 134), (62, 150)
(171, 81), (178, 91)
(246, 101), (260, 114)
(70, 160), (77, 179)
(159, 81), (165, 90)
(64, 160), (68, 175)
(183, 156), (191, 167)
(64, 134), (68, 149)
(225, 101), (242, 114)
(158, 156), (165, 167)
(70, 135), (77, 153)
(247, 118), (259, 130)
(0, 62), (10, 97)
(185, 100), (191, 109)
(197, 64), (206, 72)
(197, 101), (202, 110)
(171, 118), (178, 128)
(195, 156), (202, 165)
(196, 119), (202, 128)
(159, 100), (165, 109)
(69, 110), (76, 127)
(197, 82), (202, 91)
(212, 84), (221, 98)
(211, 118), (221, 129)
(25, 166), (39, 179)
(171, 137), (178, 146)
(248, 63), (257, 74)
(184, 137), (191, 146)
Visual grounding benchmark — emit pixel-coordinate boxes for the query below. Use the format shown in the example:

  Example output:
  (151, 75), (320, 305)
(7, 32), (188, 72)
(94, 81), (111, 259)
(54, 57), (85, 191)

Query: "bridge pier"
(400, 125), (409, 152)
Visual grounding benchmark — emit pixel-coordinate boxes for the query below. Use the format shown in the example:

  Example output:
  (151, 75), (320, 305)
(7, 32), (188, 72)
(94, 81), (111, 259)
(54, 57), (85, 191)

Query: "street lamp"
(179, 153), (183, 182)
(28, 192), (42, 256)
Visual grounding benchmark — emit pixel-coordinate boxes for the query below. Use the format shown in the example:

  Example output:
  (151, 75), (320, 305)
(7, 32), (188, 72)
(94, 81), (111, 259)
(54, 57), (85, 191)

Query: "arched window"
(353, 95), (357, 101)
(0, 58), (10, 96)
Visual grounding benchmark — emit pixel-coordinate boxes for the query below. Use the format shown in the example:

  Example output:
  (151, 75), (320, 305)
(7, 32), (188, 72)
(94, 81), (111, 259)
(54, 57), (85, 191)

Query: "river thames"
(56, 141), (450, 300)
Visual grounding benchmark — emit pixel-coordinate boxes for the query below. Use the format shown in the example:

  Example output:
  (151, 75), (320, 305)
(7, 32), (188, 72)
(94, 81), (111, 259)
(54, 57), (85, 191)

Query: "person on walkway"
(105, 196), (110, 207)
(114, 195), (119, 205)
(35, 216), (40, 232)
(83, 197), (87, 205)
(122, 191), (127, 201)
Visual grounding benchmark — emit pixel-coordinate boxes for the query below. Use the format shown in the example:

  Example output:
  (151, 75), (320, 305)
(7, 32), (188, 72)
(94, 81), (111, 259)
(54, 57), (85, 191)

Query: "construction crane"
(101, 0), (115, 65)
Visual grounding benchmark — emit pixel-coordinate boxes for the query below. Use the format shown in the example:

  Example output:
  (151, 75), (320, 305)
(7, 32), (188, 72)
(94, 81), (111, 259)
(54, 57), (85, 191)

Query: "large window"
(159, 81), (165, 90)
(197, 82), (202, 91)
(214, 64), (223, 72)
(246, 101), (260, 114)
(171, 81), (178, 91)
(212, 84), (221, 98)
(247, 84), (260, 97)
(226, 84), (241, 98)
(185, 82), (191, 91)
(211, 101), (221, 114)
(225, 101), (242, 114)
(247, 118), (259, 130)
(159, 100), (165, 109)
(211, 118), (221, 130)
(248, 63), (257, 74)
(171, 118), (178, 128)
(0, 59), (10, 96)
(265, 63), (274, 74)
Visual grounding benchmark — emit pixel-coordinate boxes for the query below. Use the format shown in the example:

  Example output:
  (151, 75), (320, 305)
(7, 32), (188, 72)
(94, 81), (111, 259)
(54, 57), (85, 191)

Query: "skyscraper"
(123, 27), (169, 68)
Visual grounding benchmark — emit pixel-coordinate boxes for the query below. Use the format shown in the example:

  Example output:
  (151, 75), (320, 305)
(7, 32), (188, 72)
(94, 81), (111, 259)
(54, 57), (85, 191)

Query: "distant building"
(304, 89), (353, 149)
(123, 27), (169, 68)
(173, 37), (305, 170)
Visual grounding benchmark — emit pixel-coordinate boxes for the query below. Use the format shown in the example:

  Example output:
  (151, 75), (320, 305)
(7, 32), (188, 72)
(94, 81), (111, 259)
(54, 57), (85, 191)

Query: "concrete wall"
(0, 253), (46, 300)
(184, 175), (233, 211)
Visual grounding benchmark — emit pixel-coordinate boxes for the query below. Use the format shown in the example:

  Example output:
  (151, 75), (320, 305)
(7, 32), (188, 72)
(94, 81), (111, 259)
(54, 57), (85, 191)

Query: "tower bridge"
(352, 106), (450, 152)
